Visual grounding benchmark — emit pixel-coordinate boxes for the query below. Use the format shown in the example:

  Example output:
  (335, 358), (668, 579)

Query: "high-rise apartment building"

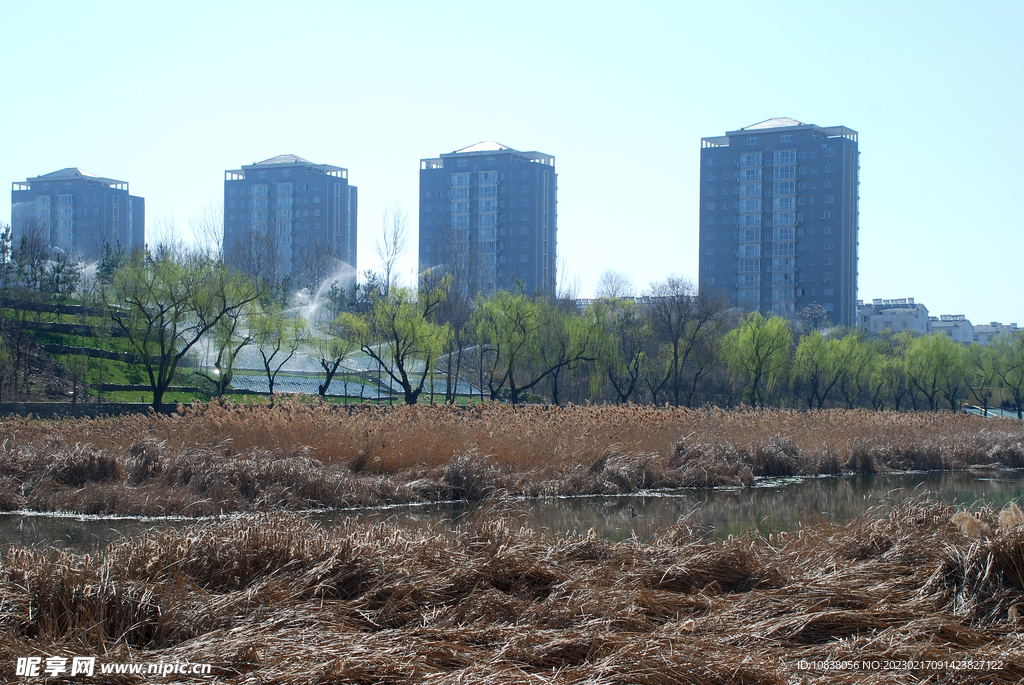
(10, 168), (145, 261)
(223, 154), (357, 284)
(699, 118), (859, 326)
(419, 142), (557, 296)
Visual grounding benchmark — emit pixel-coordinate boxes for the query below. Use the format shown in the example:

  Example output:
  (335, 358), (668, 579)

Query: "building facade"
(929, 314), (974, 344)
(419, 142), (557, 296)
(10, 168), (144, 262)
(857, 298), (930, 335)
(973, 322), (1020, 345)
(699, 118), (859, 326)
(223, 154), (357, 284)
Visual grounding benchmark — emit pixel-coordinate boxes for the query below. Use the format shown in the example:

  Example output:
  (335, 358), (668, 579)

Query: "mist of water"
(288, 260), (358, 325)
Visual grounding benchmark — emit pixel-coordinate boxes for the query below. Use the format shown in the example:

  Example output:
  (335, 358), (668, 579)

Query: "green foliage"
(108, 248), (262, 410)
(723, 312), (792, 407)
(904, 333), (965, 410)
(348, 281), (452, 405)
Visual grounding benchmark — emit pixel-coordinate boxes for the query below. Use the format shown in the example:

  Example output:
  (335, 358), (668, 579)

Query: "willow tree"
(252, 304), (307, 397)
(346, 280), (451, 405)
(722, 312), (792, 408)
(474, 291), (601, 405)
(993, 331), (1024, 419)
(595, 296), (649, 405)
(311, 314), (360, 398)
(905, 333), (964, 411)
(109, 250), (262, 411)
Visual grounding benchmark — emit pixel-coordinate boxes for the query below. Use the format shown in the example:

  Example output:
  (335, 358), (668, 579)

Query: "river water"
(2, 470), (1022, 551)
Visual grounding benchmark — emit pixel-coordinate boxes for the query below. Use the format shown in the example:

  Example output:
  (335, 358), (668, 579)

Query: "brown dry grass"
(2, 501), (1023, 683)
(1, 403), (1024, 515)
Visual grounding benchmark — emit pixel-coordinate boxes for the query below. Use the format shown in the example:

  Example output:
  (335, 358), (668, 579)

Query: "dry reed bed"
(2, 502), (1024, 683)
(1, 404), (1024, 515)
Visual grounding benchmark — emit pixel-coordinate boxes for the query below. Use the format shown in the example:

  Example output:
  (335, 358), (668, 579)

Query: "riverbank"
(1, 403), (1023, 516)
(2, 502), (1022, 683)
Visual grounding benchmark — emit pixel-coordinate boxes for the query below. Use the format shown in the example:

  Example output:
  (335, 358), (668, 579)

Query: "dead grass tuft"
(2, 404), (1024, 515)
(3, 502), (1024, 682)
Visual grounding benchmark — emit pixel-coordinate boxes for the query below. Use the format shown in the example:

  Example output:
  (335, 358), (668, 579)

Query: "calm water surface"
(3, 470), (1022, 551)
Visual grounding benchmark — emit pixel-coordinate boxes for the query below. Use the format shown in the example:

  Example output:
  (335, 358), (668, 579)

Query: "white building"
(857, 298), (929, 335)
(972, 322), (1020, 345)
(930, 314), (974, 344)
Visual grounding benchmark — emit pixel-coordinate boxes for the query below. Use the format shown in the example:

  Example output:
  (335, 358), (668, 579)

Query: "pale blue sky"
(2, 1), (1022, 322)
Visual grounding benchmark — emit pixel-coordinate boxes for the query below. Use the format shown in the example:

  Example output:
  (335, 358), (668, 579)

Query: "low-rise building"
(930, 314), (974, 344)
(972, 322), (1020, 345)
(857, 298), (929, 335)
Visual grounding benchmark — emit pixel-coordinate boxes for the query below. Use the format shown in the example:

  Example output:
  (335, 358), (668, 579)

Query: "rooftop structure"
(857, 297), (929, 335)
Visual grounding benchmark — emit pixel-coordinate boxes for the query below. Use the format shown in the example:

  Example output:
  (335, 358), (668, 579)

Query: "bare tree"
(374, 202), (409, 296)
(190, 201), (224, 262)
(229, 228), (280, 285)
(596, 269), (636, 299)
(556, 257), (580, 301)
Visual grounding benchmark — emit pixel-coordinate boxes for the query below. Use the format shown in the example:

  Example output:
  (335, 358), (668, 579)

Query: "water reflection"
(2, 470), (1022, 551)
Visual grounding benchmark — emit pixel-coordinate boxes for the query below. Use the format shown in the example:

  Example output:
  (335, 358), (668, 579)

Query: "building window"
(706, 202), (716, 210)
(824, 195), (835, 203)
(780, 134), (793, 142)
(520, 255), (528, 262)
(823, 288), (834, 296)
(521, 213), (528, 220)
(258, 171), (267, 178)
(458, 159), (467, 167)
(485, 157), (495, 165)
(314, 209), (321, 216)
(746, 137), (758, 145)
(825, 164), (835, 172)
(706, 173), (716, 181)
(824, 226), (834, 234)
(283, 170), (291, 177)
(522, 227), (529, 234)
(707, 158), (716, 166)
(825, 148), (836, 157)
(707, 188), (715, 196)
(774, 150), (796, 165)
(824, 180), (835, 188)
(823, 303), (834, 311)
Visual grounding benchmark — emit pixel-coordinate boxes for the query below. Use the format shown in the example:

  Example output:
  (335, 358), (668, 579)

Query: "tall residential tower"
(223, 154), (357, 285)
(10, 168), (145, 261)
(419, 142), (557, 296)
(699, 118), (859, 326)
